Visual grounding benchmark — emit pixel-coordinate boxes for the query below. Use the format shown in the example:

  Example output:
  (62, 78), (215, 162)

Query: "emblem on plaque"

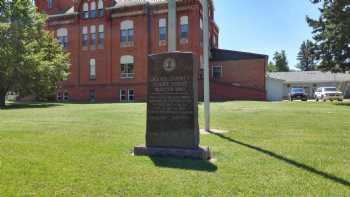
(163, 58), (176, 72)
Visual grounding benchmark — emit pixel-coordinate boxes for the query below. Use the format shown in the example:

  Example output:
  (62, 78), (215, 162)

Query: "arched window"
(159, 18), (167, 44)
(90, 1), (96, 18)
(83, 2), (89, 19)
(90, 25), (96, 48)
(98, 24), (104, 47)
(89, 58), (96, 80)
(98, 0), (104, 17)
(57, 28), (68, 48)
(82, 26), (88, 48)
(120, 20), (134, 47)
(120, 55), (134, 79)
(180, 16), (189, 41)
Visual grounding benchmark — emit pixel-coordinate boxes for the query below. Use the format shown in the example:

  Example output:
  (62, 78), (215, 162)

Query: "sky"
(213, 0), (321, 69)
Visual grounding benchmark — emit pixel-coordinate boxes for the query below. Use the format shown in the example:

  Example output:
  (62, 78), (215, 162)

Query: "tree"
(0, 0), (69, 108)
(307, 0), (350, 72)
(267, 61), (277, 72)
(273, 50), (290, 72)
(296, 40), (317, 71)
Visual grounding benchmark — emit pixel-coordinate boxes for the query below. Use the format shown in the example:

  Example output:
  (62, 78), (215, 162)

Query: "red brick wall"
(197, 58), (267, 101)
(37, 0), (265, 102)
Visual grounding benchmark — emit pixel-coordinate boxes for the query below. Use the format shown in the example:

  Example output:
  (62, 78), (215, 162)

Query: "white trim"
(98, 0), (104, 9)
(90, 1), (96, 10)
(120, 55), (134, 64)
(90, 25), (96, 33)
(57, 28), (68, 37)
(98, 24), (104, 32)
(180, 16), (188, 25)
(120, 20), (134, 30)
(82, 26), (88, 34)
(83, 3), (89, 11)
(159, 18), (166, 27)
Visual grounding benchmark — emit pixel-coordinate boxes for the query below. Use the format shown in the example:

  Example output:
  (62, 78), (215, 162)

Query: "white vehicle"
(315, 87), (344, 102)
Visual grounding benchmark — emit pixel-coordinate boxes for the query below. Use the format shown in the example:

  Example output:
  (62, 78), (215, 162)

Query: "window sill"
(120, 75), (135, 79)
(120, 42), (134, 48)
(180, 39), (189, 44)
(159, 40), (167, 47)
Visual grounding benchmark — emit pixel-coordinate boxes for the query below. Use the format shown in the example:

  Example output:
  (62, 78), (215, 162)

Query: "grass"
(0, 101), (350, 196)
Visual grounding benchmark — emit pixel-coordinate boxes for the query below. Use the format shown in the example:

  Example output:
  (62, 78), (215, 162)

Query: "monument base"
(133, 145), (211, 160)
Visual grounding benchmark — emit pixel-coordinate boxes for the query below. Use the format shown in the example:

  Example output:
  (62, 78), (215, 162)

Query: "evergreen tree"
(273, 50), (290, 72)
(307, 0), (350, 72)
(0, 0), (69, 108)
(296, 40), (317, 71)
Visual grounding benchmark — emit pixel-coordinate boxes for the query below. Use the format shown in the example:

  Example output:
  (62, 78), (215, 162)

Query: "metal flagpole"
(168, 0), (176, 52)
(202, 0), (210, 132)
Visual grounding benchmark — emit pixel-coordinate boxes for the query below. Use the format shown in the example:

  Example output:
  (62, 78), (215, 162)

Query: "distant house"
(266, 71), (350, 101)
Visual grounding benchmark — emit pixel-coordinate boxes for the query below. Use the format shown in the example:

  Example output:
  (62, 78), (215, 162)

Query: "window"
(159, 18), (167, 45)
(83, 3), (89, 19)
(120, 89), (134, 102)
(120, 89), (127, 102)
(57, 92), (62, 101)
(120, 55), (134, 79)
(63, 91), (69, 101)
(98, 24), (104, 48)
(48, 0), (53, 9)
(120, 20), (134, 47)
(212, 65), (223, 80)
(90, 2), (96, 18)
(82, 26), (88, 48)
(89, 89), (96, 102)
(90, 25), (96, 48)
(57, 28), (68, 49)
(89, 58), (96, 80)
(128, 89), (134, 101)
(97, 0), (104, 17)
(180, 16), (189, 42)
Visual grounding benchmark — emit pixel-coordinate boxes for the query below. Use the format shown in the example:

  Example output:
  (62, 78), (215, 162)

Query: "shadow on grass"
(150, 157), (217, 172)
(2, 102), (62, 110)
(334, 102), (350, 107)
(209, 131), (350, 188)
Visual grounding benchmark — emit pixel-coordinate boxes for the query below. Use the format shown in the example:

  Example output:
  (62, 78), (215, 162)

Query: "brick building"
(35, 0), (267, 102)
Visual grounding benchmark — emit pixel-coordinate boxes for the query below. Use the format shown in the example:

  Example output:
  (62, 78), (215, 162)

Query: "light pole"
(202, 0), (210, 132)
(168, 0), (176, 52)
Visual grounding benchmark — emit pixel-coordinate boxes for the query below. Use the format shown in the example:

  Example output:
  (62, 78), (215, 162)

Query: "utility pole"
(202, 0), (210, 132)
(168, 0), (176, 52)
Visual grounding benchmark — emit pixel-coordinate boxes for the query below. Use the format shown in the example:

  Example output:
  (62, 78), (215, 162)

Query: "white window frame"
(120, 55), (135, 79)
(57, 28), (68, 48)
(120, 89), (134, 102)
(83, 3), (89, 19)
(159, 18), (167, 45)
(97, 0), (104, 17)
(89, 58), (96, 80)
(120, 20), (134, 47)
(90, 1), (97, 18)
(82, 26), (88, 48)
(98, 24), (104, 48)
(128, 89), (135, 101)
(90, 25), (96, 48)
(120, 89), (127, 102)
(180, 16), (189, 42)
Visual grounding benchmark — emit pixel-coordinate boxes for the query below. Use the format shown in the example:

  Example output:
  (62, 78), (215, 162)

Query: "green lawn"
(0, 101), (350, 196)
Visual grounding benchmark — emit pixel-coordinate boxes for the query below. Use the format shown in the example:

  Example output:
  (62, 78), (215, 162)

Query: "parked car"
(289, 88), (308, 101)
(315, 87), (344, 102)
